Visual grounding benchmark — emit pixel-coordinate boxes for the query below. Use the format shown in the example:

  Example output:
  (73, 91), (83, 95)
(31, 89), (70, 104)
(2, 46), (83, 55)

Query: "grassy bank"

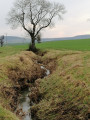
(0, 105), (19, 120)
(31, 50), (90, 120)
(0, 45), (45, 120)
(0, 45), (27, 120)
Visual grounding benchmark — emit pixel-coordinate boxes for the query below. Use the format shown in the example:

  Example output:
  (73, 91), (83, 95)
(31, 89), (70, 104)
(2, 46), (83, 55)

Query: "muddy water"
(17, 65), (50, 120)
(18, 88), (32, 120)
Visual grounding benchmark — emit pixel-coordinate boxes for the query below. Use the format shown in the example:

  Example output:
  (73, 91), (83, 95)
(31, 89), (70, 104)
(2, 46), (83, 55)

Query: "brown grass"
(30, 50), (90, 120)
(0, 51), (46, 112)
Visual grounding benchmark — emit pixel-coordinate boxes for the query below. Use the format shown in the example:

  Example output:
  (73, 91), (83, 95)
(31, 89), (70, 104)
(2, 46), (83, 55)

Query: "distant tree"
(37, 33), (41, 43)
(0, 35), (4, 47)
(7, 0), (66, 52)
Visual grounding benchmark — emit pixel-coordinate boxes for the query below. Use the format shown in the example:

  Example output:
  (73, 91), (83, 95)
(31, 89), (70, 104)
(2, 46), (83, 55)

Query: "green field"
(0, 44), (28, 57)
(36, 39), (90, 51)
(0, 39), (90, 57)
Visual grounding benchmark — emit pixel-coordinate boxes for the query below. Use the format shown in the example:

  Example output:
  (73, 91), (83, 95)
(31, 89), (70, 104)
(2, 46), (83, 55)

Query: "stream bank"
(29, 50), (90, 120)
(14, 51), (57, 120)
(16, 64), (50, 120)
(0, 50), (57, 120)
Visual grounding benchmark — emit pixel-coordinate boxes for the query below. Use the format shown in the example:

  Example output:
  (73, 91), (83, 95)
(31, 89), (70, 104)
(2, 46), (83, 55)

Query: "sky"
(0, 0), (90, 38)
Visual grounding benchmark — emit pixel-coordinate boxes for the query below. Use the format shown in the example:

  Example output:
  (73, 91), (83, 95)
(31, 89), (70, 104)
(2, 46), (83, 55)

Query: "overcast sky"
(0, 0), (90, 38)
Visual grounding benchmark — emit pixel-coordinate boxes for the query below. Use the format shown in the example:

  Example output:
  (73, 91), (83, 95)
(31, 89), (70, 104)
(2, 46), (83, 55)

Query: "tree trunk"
(1, 40), (3, 47)
(29, 36), (37, 52)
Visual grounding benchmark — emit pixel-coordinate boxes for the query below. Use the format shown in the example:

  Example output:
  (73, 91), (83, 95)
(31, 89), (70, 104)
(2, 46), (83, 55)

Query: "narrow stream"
(18, 88), (32, 120)
(41, 65), (50, 76)
(17, 65), (50, 120)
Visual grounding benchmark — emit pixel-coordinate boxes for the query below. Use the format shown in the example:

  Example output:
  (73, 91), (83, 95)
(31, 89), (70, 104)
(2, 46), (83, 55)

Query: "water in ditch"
(17, 65), (50, 120)
(18, 88), (32, 120)
(40, 66), (50, 76)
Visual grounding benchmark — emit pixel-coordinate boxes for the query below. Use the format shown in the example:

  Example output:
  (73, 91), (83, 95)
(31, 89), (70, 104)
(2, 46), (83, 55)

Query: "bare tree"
(0, 35), (4, 47)
(7, 0), (65, 52)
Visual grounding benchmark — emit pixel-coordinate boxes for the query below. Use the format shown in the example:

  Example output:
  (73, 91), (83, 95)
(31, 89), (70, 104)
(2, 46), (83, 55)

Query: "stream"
(17, 65), (50, 120)
(17, 88), (32, 120)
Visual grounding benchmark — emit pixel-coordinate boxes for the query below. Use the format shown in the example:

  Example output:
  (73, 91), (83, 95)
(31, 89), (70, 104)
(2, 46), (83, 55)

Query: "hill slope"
(2, 34), (90, 44)
(4, 36), (30, 44)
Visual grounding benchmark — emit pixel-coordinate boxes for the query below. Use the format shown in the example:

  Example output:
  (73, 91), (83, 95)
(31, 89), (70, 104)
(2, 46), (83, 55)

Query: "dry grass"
(31, 50), (90, 120)
(0, 48), (90, 120)
(0, 51), (45, 119)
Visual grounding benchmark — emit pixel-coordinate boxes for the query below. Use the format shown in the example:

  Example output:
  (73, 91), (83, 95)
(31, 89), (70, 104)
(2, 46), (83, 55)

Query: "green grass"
(0, 105), (19, 120)
(36, 39), (90, 51)
(0, 38), (90, 58)
(0, 44), (29, 58)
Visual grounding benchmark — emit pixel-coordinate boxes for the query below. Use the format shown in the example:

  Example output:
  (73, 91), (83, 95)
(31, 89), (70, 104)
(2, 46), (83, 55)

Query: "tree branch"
(35, 15), (54, 37)
(22, 12), (32, 35)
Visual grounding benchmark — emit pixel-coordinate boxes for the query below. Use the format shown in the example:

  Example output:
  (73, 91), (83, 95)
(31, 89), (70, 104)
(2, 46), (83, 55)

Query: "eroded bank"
(0, 50), (57, 120)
